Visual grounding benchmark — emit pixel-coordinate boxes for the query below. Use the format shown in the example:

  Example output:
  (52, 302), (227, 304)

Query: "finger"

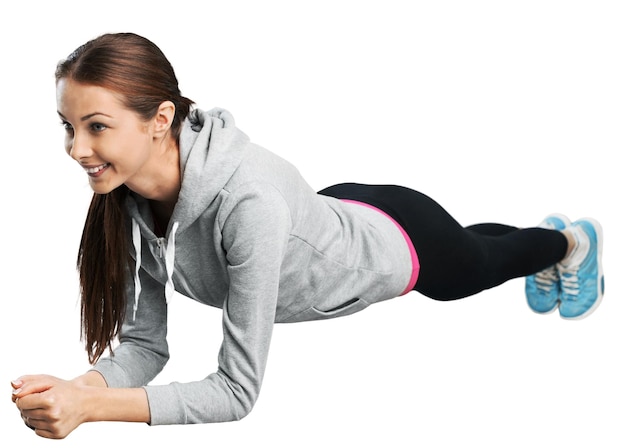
(20, 407), (53, 422)
(19, 412), (39, 432)
(12, 376), (54, 399)
(23, 420), (36, 431)
(24, 417), (64, 440)
(24, 419), (56, 439)
(14, 393), (46, 412)
(21, 412), (55, 433)
(11, 379), (24, 402)
(20, 409), (69, 440)
(23, 414), (40, 427)
(34, 427), (58, 440)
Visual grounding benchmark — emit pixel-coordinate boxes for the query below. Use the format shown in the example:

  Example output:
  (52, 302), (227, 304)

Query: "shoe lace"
(559, 265), (579, 300)
(535, 268), (559, 293)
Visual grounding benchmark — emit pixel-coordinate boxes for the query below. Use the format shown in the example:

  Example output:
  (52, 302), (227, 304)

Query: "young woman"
(11, 32), (604, 439)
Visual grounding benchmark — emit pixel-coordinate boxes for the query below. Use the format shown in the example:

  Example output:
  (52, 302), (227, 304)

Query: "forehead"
(56, 79), (126, 118)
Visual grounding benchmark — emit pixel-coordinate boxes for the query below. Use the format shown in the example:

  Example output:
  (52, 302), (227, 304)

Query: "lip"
(83, 163), (110, 177)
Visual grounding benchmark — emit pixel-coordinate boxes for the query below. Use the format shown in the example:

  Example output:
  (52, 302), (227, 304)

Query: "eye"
(60, 121), (74, 133)
(90, 122), (108, 132)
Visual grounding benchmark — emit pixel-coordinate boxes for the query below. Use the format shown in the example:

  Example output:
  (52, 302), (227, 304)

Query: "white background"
(1, 1), (624, 447)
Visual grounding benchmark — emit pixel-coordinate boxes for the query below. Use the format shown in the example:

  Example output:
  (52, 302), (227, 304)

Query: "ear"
(152, 101), (176, 138)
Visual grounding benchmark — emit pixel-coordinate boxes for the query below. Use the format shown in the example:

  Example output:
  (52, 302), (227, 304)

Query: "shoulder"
(218, 181), (292, 231)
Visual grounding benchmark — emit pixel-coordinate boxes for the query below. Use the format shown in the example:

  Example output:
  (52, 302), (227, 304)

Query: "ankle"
(560, 226), (589, 267)
(562, 229), (578, 260)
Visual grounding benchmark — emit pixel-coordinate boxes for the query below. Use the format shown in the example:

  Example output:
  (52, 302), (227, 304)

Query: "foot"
(525, 214), (571, 314)
(558, 218), (604, 319)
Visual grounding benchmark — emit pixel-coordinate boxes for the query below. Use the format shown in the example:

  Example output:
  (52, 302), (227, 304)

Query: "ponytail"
(78, 186), (129, 364)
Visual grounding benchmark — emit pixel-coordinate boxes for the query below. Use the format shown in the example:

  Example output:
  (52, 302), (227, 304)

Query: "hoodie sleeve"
(91, 269), (170, 387)
(143, 183), (292, 425)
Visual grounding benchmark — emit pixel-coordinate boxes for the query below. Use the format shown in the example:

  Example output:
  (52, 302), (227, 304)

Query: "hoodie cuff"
(143, 384), (187, 425)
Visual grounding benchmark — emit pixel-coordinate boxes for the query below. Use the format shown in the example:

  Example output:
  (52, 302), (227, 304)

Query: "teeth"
(85, 163), (109, 174)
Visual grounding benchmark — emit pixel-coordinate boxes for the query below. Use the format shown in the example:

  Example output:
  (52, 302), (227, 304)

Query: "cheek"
(115, 133), (152, 169)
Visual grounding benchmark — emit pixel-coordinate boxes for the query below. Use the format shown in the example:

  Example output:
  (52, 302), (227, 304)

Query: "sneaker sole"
(528, 303), (559, 315)
(560, 217), (604, 320)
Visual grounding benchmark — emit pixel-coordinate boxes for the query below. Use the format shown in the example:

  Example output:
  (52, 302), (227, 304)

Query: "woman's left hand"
(12, 374), (88, 439)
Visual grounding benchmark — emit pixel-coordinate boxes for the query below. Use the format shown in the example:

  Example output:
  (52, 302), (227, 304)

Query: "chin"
(89, 180), (120, 195)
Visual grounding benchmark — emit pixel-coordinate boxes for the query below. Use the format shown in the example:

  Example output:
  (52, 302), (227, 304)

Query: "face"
(56, 79), (156, 195)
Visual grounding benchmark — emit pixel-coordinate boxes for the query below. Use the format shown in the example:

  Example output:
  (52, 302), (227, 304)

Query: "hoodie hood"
(174, 108), (250, 234)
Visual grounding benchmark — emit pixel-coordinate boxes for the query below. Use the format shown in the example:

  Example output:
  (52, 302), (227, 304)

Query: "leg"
(318, 183), (568, 301)
(466, 223), (518, 236)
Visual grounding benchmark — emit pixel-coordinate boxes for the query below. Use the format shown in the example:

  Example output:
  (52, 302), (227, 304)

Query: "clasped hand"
(11, 374), (87, 439)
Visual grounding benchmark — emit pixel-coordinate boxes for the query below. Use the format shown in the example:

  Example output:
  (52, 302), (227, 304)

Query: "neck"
(126, 136), (181, 205)
(143, 138), (180, 236)
(150, 199), (176, 236)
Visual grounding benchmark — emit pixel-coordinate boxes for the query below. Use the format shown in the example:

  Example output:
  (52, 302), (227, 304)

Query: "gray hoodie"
(93, 108), (416, 425)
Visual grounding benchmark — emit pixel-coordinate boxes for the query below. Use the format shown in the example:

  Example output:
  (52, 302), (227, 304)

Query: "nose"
(67, 131), (93, 162)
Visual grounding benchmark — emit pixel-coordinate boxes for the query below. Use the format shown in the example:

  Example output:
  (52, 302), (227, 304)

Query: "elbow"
(234, 398), (255, 421)
(226, 388), (257, 422)
(226, 381), (259, 422)
(153, 348), (170, 371)
(131, 343), (170, 375)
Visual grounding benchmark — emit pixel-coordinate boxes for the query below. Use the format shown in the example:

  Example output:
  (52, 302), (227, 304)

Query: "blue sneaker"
(526, 214), (571, 314)
(558, 218), (604, 319)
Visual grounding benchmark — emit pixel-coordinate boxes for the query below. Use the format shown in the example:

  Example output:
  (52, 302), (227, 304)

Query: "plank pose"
(11, 33), (604, 439)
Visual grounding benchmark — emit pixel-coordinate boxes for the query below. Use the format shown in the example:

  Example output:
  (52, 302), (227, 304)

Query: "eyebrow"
(57, 111), (113, 121)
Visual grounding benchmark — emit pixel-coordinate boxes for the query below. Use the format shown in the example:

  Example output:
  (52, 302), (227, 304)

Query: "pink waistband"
(341, 199), (419, 295)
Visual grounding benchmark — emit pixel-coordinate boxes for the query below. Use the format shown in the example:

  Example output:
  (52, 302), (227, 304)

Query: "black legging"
(318, 183), (568, 301)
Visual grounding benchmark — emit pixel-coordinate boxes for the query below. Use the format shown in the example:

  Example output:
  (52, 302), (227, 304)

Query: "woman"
(11, 32), (604, 439)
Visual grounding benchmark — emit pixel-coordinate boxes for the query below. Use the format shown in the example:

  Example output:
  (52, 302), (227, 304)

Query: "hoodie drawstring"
(131, 219), (179, 321)
(132, 219), (143, 321)
(164, 221), (179, 306)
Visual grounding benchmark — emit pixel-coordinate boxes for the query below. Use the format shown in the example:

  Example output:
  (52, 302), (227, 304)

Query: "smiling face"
(56, 78), (157, 195)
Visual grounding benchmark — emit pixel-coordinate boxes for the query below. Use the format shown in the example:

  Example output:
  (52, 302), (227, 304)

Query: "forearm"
(82, 386), (150, 424)
(74, 371), (150, 424)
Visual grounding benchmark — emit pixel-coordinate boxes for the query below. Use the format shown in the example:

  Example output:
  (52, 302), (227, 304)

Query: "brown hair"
(56, 33), (194, 364)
